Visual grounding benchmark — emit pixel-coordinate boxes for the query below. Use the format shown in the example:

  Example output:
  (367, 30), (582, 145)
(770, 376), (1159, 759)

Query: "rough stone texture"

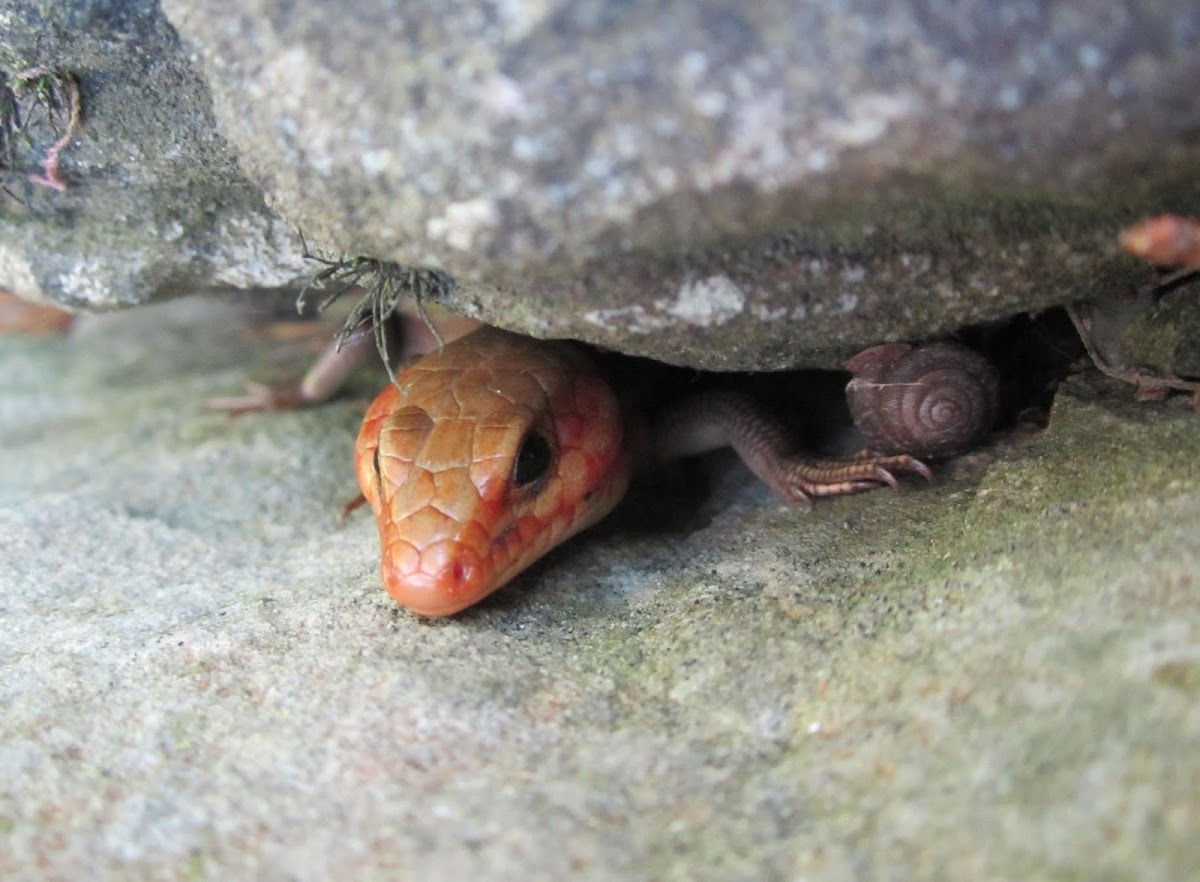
(1, 1), (1198, 368)
(1119, 285), (1200, 378)
(0, 0), (308, 309)
(2, 297), (1198, 880)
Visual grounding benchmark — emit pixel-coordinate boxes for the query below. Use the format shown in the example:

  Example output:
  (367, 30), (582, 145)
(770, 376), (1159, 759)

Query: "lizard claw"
(873, 454), (933, 483)
(774, 451), (931, 500)
(871, 466), (900, 489)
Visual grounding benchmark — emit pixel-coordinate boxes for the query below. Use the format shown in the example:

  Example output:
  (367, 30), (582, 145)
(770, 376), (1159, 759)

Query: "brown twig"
(1066, 304), (1199, 395)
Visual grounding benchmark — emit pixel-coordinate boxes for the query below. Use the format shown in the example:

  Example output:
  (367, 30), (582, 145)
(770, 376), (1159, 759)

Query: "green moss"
(1151, 659), (1200, 695)
(857, 374), (1198, 637)
(1120, 284), (1200, 377)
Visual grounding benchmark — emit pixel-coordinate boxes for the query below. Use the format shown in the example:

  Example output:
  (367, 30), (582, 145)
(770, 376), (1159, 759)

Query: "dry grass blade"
(295, 232), (456, 388)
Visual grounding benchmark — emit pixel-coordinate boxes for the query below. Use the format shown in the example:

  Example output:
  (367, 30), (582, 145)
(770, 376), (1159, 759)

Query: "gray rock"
(0, 0), (307, 309)
(2, 1), (1199, 367)
(2, 287), (1197, 880)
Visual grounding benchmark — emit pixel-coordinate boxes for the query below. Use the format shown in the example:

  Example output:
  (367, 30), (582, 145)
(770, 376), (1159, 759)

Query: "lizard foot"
(770, 451), (932, 503)
(205, 380), (306, 417)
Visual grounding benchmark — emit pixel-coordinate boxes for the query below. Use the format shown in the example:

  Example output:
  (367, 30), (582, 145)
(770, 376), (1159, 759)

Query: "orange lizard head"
(355, 327), (633, 616)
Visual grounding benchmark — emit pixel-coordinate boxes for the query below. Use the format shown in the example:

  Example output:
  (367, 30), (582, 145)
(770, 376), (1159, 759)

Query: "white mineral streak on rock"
(0, 244), (43, 301)
(822, 92), (917, 147)
(57, 253), (144, 306)
(657, 274), (746, 326)
(426, 199), (500, 252)
(582, 304), (670, 333)
(212, 215), (308, 288)
(585, 276), (746, 332)
(750, 302), (788, 322)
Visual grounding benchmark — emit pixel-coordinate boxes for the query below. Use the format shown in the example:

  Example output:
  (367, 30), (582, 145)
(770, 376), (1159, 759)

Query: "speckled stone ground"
(2, 299), (1198, 880)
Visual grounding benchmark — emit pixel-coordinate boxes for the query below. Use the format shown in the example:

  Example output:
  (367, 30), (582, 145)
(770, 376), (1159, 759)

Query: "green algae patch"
(1120, 284), (1200, 379)
(888, 371), (1200, 591)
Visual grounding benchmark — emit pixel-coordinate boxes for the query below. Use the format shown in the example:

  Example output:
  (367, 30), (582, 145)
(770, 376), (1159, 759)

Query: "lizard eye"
(513, 431), (553, 490)
(372, 446), (385, 498)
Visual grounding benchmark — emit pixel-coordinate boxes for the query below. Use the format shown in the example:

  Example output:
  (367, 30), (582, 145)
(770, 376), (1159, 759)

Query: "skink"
(353, 326), (929, 616)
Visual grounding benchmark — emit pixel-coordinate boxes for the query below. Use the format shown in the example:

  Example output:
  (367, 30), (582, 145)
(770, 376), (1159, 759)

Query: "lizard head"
(355, 327), (632, 616)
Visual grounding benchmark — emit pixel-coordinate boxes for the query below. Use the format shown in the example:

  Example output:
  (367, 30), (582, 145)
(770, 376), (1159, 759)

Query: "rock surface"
(0, 0), (306, 308)
(2, 297), (1197, 879)
(1, 1), (1198, 367)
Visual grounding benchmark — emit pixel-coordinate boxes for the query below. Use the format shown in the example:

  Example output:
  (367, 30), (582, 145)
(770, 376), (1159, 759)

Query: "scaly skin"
(356, 326), (930, 616)
(355, 326), (633, 616)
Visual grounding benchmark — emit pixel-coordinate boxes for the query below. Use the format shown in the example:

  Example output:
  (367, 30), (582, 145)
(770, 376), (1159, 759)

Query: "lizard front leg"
(650, 386), (931, 502)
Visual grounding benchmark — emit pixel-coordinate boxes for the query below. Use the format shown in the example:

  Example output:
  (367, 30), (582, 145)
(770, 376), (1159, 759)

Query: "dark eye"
(372, 447), (384, 497)
(513, 432), (553, 489)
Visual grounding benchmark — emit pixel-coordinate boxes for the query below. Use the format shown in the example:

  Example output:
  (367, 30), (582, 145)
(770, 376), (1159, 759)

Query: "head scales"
(355, 327), (633, 616)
